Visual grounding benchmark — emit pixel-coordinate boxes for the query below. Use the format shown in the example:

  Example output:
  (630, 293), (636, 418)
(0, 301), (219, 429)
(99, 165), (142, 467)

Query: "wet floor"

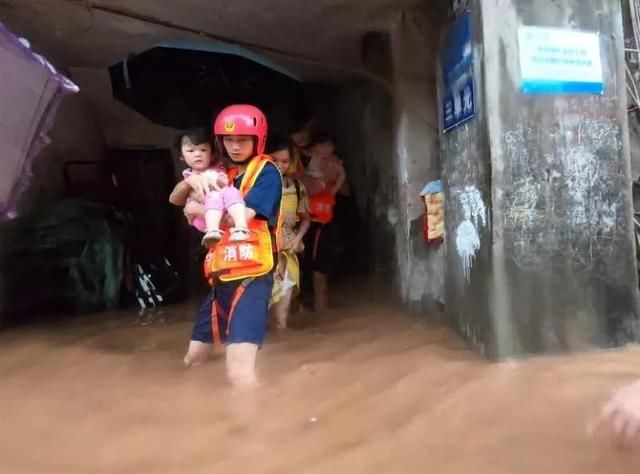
(1, 296), (640, 473)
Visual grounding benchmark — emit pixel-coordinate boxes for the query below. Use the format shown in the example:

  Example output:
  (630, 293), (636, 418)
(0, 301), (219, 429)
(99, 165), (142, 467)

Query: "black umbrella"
(109, 41), (304, 129)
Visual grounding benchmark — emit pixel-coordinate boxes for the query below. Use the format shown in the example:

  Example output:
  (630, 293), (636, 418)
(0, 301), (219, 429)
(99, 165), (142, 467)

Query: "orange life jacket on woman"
(309, 191), (335, 224)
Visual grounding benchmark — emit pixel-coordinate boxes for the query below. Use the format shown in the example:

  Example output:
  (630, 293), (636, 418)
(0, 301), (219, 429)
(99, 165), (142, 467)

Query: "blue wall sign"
(441, 12), (475, 133)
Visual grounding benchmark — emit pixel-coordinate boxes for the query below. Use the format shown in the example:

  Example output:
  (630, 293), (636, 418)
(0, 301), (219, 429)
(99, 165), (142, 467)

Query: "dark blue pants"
(191, 274), (274, 345)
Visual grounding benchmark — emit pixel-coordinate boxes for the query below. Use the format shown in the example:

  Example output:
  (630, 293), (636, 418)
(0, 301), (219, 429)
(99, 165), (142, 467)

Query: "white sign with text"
(518, 26), (604, 94)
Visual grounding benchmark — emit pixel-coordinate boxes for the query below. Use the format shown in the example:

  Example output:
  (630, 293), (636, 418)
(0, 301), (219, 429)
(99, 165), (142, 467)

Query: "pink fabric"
(182, 166), (223, 232)
(187, 187), (244, 233)
(182, 166), (223, 208)
(204, 186), (244, 212)
(181, 163), (225, 180)
(181, 165), (244, 232)
(0, 22), (78, 219)
(191, 216), (206, 233)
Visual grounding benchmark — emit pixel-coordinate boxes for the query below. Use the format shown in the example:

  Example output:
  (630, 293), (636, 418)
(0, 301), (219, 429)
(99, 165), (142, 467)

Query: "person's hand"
(278, 240), (292, 251)
(197, 174), (219, 193)
(217, 173), (229, 188)
(185, 174), (209, 202)
(184, 201), (204, 217)
(592, 379), (640, 449)
(291, 237), (304, 253)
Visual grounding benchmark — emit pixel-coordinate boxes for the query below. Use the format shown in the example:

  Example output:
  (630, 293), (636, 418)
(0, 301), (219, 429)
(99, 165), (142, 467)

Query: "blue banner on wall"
(441, 12), (475, 133)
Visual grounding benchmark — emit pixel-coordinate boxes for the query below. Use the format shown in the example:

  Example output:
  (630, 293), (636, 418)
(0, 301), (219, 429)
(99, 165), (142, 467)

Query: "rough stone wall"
(308, 30), (398, 289)
(69, 68), (179, 150)
(441, 0), (639, 358)
(390, 9), (446, 312)
(16, 92), (105, 214)
(629, 112), (640, 179)
(328, 82), (397, 285)
(439, 5), (493, 348)
(621, 0), (640, 179)
(490, 0), (638, 356)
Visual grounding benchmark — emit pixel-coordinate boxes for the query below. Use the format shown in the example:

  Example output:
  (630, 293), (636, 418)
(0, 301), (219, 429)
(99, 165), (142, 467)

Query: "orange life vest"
(203, 155), (283, 285)
(309, 191), (335, 224)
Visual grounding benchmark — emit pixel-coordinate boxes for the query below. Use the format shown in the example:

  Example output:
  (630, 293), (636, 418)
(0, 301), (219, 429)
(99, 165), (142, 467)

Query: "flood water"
(2, 293), (640, 473)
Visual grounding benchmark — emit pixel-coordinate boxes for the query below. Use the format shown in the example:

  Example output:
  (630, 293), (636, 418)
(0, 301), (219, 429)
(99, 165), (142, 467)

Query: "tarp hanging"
(0, 22), (78, 219)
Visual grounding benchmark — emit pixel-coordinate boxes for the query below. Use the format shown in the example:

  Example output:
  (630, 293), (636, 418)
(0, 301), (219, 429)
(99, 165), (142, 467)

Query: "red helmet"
(213, 104), (268, 156)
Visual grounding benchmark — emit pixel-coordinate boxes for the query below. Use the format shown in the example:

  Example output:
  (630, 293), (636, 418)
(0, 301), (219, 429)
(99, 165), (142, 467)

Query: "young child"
(175, 128), (249, 247)
(303, 132), (346, 197)
(267, 136), (311, 329)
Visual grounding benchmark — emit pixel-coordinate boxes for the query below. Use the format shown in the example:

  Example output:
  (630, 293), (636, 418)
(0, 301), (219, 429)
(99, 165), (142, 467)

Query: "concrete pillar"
(441, 0), (640, 358)
(390, 10), (446, 313)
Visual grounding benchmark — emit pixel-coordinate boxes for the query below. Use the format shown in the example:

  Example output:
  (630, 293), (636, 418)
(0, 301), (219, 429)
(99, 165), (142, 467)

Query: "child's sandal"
(202, 229), (223, 248)
(229, 227), (250, 242)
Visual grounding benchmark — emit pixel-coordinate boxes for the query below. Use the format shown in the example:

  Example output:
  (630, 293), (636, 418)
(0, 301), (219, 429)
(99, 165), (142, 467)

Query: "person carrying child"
(301, 132), (347, 313)
(266, 136), (311, 329)
(287, 115), (316, 180)
(169, 105), (282, 389)
(171, 128), (250, 247)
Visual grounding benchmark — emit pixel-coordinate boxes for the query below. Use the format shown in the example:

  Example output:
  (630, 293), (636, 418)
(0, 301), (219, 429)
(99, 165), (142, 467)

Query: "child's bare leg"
(227, 203), (250, 241)
(183, 340), (211, 367)
(290, 295), (301, 314)
(204, 208), (223, 233)
(227, 203), (248, 230)
(269, 299), (284, 329)
(202, 192), (224, 247)
(271, 288), (293, 329)
(313, 271), (329, 313)
(221, 187), (249, 241)
(226, 343), (259, 389)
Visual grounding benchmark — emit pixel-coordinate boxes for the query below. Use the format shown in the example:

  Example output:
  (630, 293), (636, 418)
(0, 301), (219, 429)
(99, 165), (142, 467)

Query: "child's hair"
(266, 135), (293, 155)
(174, 128), (212, 153)
(308, 131), (334, 147)
(289, 112), (313, 135)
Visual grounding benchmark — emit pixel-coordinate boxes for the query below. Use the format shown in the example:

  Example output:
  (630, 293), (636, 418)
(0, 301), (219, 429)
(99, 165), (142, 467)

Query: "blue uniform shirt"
(233, 161), (282, 226)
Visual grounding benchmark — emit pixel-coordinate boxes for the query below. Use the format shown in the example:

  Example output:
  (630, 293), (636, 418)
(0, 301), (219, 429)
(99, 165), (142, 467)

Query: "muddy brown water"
(1, 296), (640, 473)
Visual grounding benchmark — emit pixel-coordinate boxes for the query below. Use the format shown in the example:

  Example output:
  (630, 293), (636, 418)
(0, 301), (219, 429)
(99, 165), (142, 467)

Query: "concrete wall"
(15, 65), (179, 214)
(621, 0), (640, 179)
(629, 112), (640, 179)
(16, 92), (105, 213)
(440, 0), (640, 358)
(69, 67), (179, 151)
(439, 4), (494, 350)
(390, 9), (446, 314)
(329, 82), (397, 284)
(307, 31), (398, 289)
(307, 19), (444, 305)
